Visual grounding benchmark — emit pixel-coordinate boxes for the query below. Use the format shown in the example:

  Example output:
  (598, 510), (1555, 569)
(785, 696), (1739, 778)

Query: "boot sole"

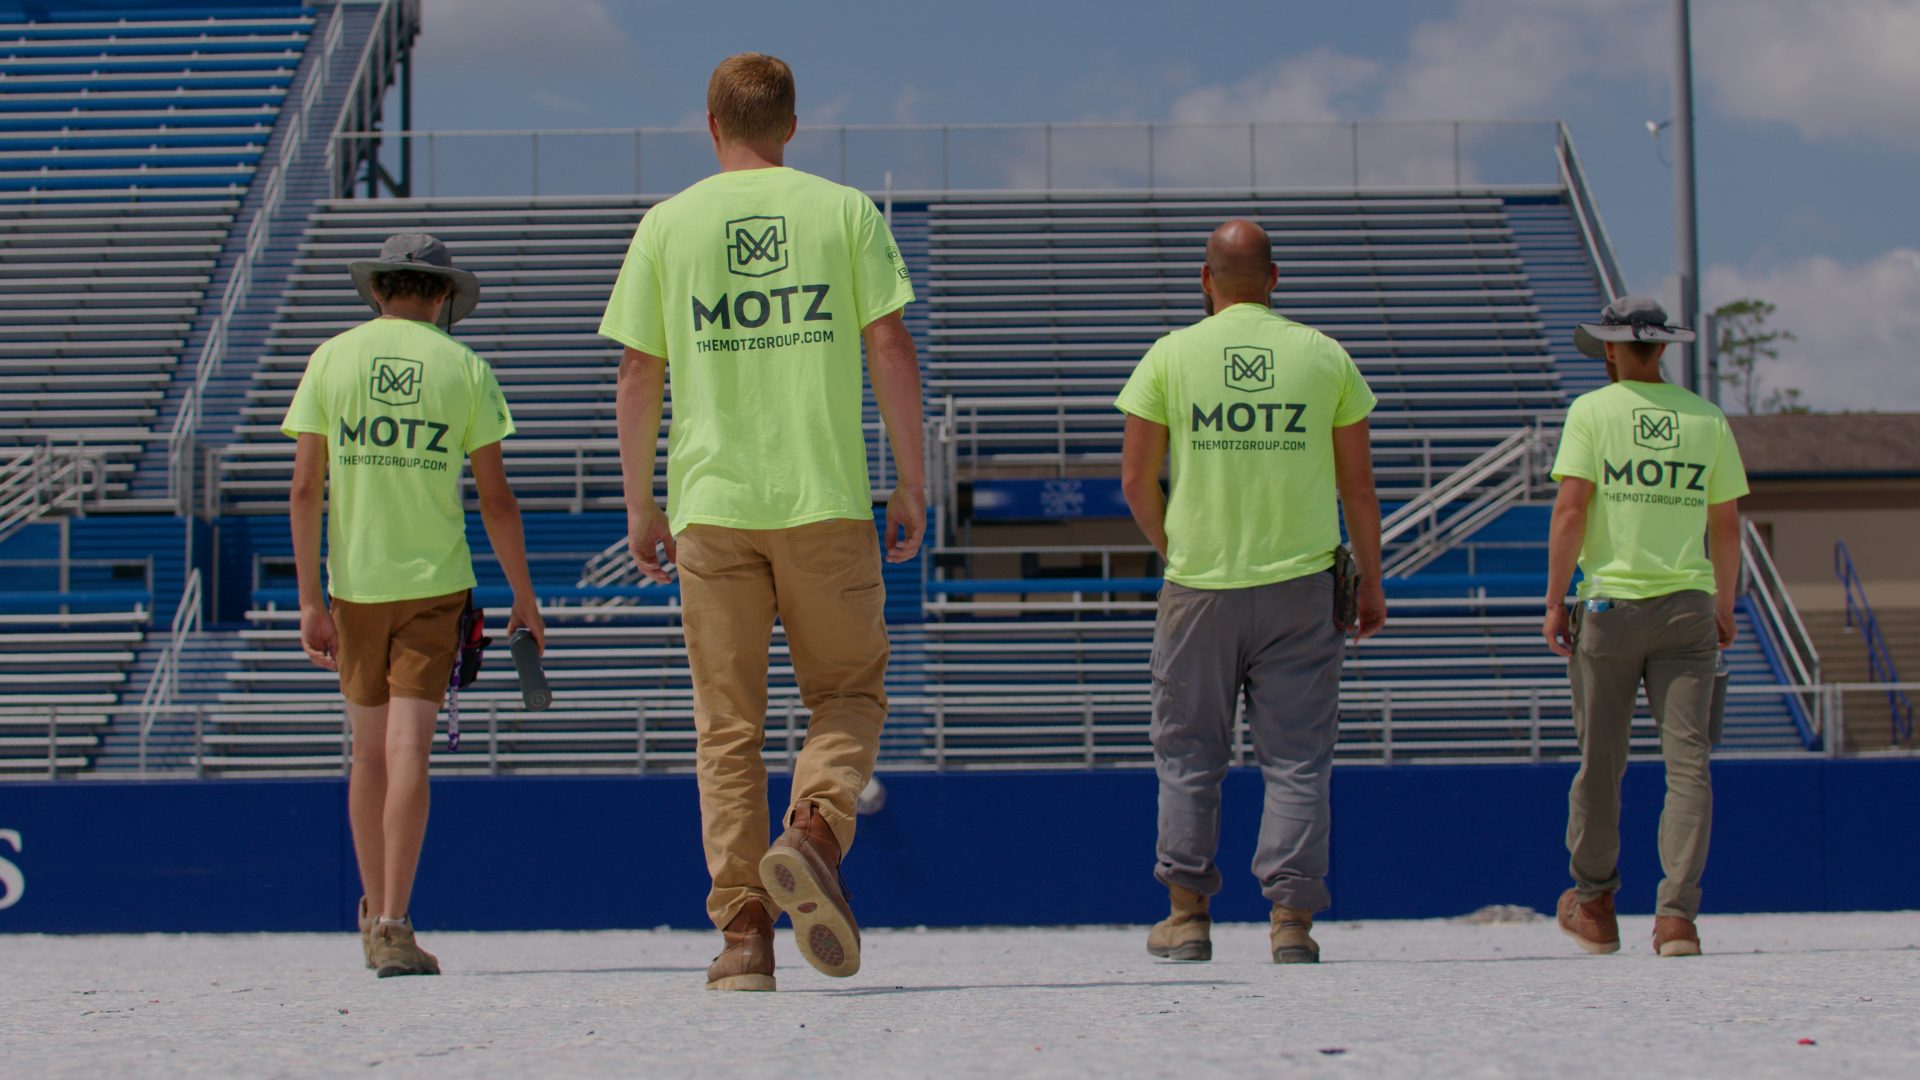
(1558, 920), (1621, 955)
(375, 964), (440, 978)
(1147, 941), (1212, 962)
(1656, 940), (1702, 957)
(1271, 946), (1320, 964)
(760, 846), (861, 978)
(706, 973), (777, 991)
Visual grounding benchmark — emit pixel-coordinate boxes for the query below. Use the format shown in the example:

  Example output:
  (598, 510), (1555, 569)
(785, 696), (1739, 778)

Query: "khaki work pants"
(676, 517), (889, 928)
(1567, 589), (1718, 919)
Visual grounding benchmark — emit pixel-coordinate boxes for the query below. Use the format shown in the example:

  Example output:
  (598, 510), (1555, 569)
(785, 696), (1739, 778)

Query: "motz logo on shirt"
(370, 356), (423, 407)
(1632, 408), (1680, 451)
(726, 215), (789, 277)
(1224, 346), (1275, 393)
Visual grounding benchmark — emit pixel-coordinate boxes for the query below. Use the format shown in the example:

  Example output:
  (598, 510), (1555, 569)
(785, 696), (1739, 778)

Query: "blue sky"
(406, 0), (1920, 411)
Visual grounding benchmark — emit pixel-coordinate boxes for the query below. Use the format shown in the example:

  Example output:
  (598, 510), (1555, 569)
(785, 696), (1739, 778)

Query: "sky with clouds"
(402, 0), (1919, 412)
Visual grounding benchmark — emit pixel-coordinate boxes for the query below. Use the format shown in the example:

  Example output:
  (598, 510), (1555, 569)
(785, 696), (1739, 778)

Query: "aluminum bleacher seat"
(0, 609), (149, 775)
(217, 197), (656, 511)
(922, 193), (1571, 498)
(0, 198), (235, 495)
(0, 24), (313, 533)
(0, 6), (310, 499)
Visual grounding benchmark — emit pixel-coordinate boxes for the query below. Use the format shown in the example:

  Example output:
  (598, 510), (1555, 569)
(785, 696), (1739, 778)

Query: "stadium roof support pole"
(1673, 0), (1701, 394)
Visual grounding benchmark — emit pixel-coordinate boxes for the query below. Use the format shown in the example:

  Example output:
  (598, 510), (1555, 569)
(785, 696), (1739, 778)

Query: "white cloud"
(533, 89), (590, 115)
(1168, 48), (1381, 124)
(1705, 249), (1920, 412)
(890, 83), (923, 124)
(801, 92), (852, 125)
(1380, 0), (1652, 120)
(418, 0), (631, 76)
(1696, 0), (1920, 143)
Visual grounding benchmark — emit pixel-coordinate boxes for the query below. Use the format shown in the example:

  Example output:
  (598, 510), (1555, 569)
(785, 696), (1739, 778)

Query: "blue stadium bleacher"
(0, 18), (1827, 780)
(0, 3), (320, 502)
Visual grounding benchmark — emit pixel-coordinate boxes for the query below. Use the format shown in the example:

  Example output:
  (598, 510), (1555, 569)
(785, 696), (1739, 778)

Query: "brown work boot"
(1557, 888), (1621, 955)
(759, 801), (861, 978)
(358, 896), (375, 970)
(1269, 905), (1320, 964)
(1146, 885), (1212, 961)
(368, 916), (440, 978)
(706, 899), (777, 991)
(1653, 915), (1702, 957)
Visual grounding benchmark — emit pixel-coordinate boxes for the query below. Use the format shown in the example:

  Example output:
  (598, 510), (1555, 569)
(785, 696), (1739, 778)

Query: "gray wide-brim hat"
(1574, 295), (1696, 358)
(348, 232), (481, 325)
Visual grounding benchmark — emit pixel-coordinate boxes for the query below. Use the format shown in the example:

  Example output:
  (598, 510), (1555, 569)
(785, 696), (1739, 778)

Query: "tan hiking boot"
(1557, 888), (1620, 955)
(706, 900), (777, 991)
(1653, 915), (1702, 957)
(1270, 905), (1320, 964)
(369, 917), (440, 978)
(358, 896), (375, 970)
(1146, 885), (1212, 961)
(760, 801), (861, 978)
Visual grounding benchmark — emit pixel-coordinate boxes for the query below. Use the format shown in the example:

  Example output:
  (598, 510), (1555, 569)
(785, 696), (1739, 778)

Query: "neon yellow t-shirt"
(1550, 380), (1748, 600)
(281, 317), (515, 603)
(598, 166), (915, 533)
(1115, 303), (1376, 590)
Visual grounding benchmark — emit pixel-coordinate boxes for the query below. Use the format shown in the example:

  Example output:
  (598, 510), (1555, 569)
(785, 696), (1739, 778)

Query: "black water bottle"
(510, 629), (552, 711)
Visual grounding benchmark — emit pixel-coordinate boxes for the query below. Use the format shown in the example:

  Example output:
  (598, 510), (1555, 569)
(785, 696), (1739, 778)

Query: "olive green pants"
(1566, 589), (1718, 919)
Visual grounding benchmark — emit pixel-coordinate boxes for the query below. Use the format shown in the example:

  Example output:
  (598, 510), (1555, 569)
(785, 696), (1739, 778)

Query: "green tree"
(1714, 298), (1807, 414)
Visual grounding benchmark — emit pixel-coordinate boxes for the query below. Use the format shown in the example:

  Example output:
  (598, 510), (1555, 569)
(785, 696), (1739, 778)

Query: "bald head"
(1204, 219), (1275, 306)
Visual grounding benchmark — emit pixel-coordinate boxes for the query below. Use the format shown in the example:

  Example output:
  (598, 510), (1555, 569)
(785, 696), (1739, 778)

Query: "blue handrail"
(1835, 542), (1913, 742)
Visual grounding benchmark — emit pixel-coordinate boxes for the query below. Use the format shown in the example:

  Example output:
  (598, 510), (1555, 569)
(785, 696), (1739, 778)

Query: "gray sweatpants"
(1150, 574), (1344, 912)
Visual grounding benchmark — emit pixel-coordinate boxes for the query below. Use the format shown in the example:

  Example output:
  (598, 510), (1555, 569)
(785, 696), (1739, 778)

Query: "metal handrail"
(0, 443), (105, 544)
(331, 118), (1566, 199)
(326, 0), (418, 197)
(136, 568), (202, 773)
(16, 678), (1910, 781)
(1835, 541), (1912, 743)
(1556, 122), (1625, 301)
(167, 0), (349, 512)
(1378, 426), (1554, 576)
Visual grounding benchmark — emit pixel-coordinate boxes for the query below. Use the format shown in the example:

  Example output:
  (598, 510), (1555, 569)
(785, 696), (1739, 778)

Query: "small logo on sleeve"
(370, 357), (423, 407)
(1224, 346), (1275, 393)
(1632, 408), (1680, 451)
(725, 215), (789, 277)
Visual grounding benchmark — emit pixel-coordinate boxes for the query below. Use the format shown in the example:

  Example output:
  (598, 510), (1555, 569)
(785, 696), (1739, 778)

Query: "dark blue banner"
(1, 760), (1915, 933)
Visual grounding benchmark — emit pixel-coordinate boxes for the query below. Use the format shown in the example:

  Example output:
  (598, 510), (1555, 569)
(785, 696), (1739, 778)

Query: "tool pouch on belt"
(1332, 544), (1359, 632)
(445, 593), (491, 751)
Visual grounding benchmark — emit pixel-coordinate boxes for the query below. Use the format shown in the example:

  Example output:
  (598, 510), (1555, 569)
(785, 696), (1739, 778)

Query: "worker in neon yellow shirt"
(284, 234), (544, 978)
(599, 53), (923, 992)
(1544, 296), (1748, 959)
(1117, 219), (1385, 967)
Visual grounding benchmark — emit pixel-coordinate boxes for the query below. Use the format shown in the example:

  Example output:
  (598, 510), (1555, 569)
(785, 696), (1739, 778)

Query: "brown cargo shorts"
(331, 590), (467, 707)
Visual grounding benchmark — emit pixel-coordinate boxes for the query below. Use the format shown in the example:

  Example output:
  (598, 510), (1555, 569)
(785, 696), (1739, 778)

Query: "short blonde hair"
(707, 53), (796, 144)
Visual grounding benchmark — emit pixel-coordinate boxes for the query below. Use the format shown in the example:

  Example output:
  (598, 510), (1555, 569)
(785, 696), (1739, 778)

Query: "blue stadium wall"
(1, 759), (1916, 933)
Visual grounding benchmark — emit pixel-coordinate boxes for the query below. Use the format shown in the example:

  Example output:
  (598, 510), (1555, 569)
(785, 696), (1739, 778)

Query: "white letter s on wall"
(0, 829), (23, 911)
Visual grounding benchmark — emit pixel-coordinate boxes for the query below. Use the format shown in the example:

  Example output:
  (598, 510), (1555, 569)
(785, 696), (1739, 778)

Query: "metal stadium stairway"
(127, 1), (378, 502)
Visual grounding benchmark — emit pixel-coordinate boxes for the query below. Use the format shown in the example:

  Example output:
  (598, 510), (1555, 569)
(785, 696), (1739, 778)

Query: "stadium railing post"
(1082, 697), (1094, 767)
(47, 704), (58, 781)
(933, 699), (946, 770)
(785, 698), (799, 770)
(193, 707), (204, 780)
(1529, 689), (1542, 763)
(635, 700), (648, 774)
(1381, 688), (1395, 766)
(488, 701), (499, 776)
